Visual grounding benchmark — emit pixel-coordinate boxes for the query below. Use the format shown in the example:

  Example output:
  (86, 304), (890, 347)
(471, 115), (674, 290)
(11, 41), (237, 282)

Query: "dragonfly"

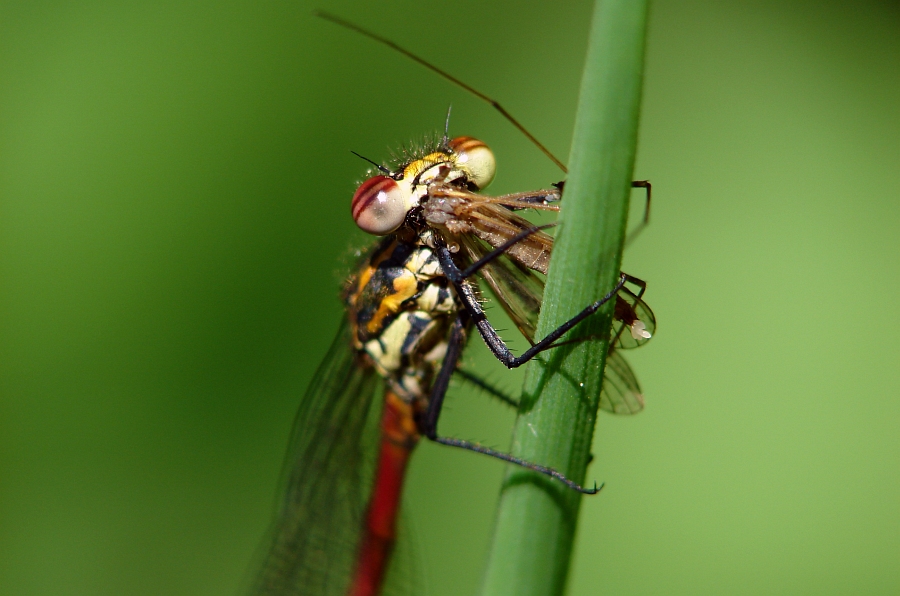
(247, 11), (655, 596)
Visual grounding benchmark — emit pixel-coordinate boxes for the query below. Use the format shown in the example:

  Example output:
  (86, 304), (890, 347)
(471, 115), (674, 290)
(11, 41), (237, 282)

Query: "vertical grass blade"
(479, 1), (649, 594)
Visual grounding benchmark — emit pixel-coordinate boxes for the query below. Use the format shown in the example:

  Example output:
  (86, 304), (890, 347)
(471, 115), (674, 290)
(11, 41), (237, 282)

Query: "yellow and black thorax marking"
(345, 237), (459, 399)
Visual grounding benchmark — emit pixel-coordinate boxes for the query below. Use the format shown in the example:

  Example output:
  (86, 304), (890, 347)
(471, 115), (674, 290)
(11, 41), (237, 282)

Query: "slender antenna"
(315, 10), (568, 174)
(350, 150), (393, 176)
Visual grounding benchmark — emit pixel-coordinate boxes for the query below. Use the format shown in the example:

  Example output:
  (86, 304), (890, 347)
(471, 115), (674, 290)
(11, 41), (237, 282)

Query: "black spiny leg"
(418, 313), (600, 494)
(453, 369), (519, 409)
(435, 246), (626, 370)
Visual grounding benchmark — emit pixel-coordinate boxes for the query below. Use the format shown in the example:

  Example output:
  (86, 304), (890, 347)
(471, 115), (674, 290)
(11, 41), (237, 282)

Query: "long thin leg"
(459, 223), (556, 279)
(550, 179), (650, 246)
(432, 436), (602, 494)
(418, 314), (599, 494)
(625, 180), (651, 247)
(453, 369), (519, 408)
(437, 246), (626, 369)
(455, 208), (651, 354)
(550, 273), (650, 351)
(419, 314), (468, 438)
(459, 224), (652, 354)
(553, 273), (645, 349)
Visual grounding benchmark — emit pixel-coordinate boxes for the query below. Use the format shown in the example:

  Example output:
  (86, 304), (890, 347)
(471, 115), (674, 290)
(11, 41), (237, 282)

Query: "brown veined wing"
(437, 185), (654, 350)
(451, 190), (654, 415)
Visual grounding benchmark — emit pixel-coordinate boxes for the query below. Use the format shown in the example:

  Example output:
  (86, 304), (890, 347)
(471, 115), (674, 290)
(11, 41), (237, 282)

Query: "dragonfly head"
(351, 137), (496, 236)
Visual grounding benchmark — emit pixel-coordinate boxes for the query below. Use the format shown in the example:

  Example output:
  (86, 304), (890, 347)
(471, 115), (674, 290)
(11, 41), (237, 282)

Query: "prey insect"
(248, 12), (655, 596)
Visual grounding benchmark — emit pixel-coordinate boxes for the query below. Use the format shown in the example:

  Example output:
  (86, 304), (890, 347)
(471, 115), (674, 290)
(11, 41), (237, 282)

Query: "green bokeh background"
(2, 1), (898, 594)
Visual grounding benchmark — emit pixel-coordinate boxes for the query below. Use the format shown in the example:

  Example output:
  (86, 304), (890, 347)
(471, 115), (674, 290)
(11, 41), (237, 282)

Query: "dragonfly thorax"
(350, 136), (496, 236)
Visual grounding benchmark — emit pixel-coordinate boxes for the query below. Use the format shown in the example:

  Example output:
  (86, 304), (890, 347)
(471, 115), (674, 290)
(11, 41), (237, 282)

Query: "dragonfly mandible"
(247, 12), (655, 596)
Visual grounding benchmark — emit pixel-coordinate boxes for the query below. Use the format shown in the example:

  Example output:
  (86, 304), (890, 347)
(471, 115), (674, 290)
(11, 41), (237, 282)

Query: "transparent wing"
(380, 506), (424, 596)
(458, 233), (647, 416)
(247, 318), (384, 596)
(599, 348), (645, 415)
(611, 286), (656, 350)
(462, 234), (653, 350)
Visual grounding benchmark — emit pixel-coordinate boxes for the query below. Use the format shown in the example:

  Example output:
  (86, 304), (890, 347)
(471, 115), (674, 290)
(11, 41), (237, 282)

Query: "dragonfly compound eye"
(351, 175), (410, 235)
(449, 136), (496, 190)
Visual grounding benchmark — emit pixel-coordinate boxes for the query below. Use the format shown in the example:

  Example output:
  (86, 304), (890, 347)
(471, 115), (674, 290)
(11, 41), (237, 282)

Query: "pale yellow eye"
(449, 136), (496, 190)
(351, 175), (409, 235)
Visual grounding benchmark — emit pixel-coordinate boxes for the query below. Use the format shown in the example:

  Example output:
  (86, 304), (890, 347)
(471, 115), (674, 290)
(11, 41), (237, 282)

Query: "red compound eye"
(351, 175), (408, 235)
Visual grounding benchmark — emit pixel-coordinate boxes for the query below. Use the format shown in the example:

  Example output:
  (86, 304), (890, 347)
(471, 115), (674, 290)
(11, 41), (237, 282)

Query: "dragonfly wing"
(380, 505), (424, 596)
(461, 234), (544, 342)
(599, 348), (645, 414)
(249, 318), (384, 596)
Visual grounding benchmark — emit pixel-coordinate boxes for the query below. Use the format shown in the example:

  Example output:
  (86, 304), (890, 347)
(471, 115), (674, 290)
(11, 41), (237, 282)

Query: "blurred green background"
(2, 0), (898, 594)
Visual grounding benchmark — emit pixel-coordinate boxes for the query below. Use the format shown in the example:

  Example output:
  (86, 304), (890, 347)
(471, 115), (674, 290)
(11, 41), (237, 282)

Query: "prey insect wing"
(459, 226), (650, 415)
(427, 185), (558, 275)
(445, 185), (654, 415)
(431, 183), (655, 355)
(601, 349), (645, 415)
(612, 282), (656, 350)
(428, 182), (653, 356)
(460, 234), (542, 339)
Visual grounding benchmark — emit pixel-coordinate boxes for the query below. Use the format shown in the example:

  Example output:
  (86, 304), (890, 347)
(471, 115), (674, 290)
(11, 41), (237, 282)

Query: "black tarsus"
(434, 436), (603, 495)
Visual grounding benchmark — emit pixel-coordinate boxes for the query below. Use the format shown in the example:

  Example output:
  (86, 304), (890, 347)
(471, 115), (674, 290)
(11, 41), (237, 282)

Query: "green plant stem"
(479, 1), (648, 594)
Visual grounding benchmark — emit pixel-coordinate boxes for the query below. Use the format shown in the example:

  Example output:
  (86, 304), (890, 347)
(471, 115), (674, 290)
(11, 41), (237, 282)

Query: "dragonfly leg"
(417, 313), (599, 493)
(436, 246), (626, 369)
(432, 436), (603, 494)
(418, 312), (603, 495)
(418, 313), (468, 439)
(453, 368), (519, 408)
(458, 223), (557, 279)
